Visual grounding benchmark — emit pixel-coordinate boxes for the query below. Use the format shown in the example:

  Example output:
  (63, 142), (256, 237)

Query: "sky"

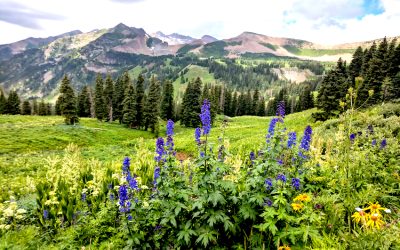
(0, 0), (399, 45)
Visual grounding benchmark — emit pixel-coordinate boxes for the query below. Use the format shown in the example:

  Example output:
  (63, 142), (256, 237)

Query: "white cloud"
(0, 0), (399, 45)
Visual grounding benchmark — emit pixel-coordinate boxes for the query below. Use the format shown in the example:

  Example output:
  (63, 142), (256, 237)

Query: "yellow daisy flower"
(366, 202), (385, 215)
(352, 210), (367, 224)
(278, 245), (291, 250)
(293, 193), (311, 202)
(366, 213), (385, 229)
(291, 203), (304, 212)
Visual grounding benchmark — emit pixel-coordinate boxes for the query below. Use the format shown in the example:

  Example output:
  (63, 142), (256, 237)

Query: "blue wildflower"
(153, 167), (161, 187)
(264, 198), (273, 207)
(266, 118), (279, 143)
(195, 127), (201, 145)
(368, 124), (374, 134)
(109, 193), (114, 201)
(81, 193), (86, 202)
(380, 139), (387, 149)
(127, 214), (132, 221)
(43, 210), (49, 220)
(350, 133), (356, 143)
(291, 178), (300, 190)
(122, 157), (130, 174)
(299, 125), (312, 151)
(277, 159), (283, 165)
(276, 101), (285, 118)
(166, 120), (175, 153)
(200, 99), (211, 135)
(249, 151), (255, 164)
(276, 173), (287, 183)
(200, 151), (205, 158)
(166, 119), (174, 137)
(127, 173), (139, 191)
(154, 137), (165, 163)
(265, 178), (273, 190)
(218, 145), (224, 161)
(118, 185), (129, 212)
(372, 139), (377, 146)
(287, 132), (296, 148)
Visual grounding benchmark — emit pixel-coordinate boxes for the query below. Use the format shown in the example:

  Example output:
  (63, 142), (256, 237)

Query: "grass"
(283, 45), (355, 57)
(259, 42), (278, 51)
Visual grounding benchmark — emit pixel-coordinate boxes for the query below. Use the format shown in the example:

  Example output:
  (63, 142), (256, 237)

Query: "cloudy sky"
(0, 0), (399, 45)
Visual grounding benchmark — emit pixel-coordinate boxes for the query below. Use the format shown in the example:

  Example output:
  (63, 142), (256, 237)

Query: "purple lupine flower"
(380, 139), (387, 149)
(277, 159), (283, 165)
(264, 199), (273, 207)
(154, 137), (165, 163)
(153, 167), (161, 187)
(43, 210), (49, 220)
(118, 185), (129, 212)
(276, 101), (285, 118)
(200, 99), (211, 135)
(249, 151), (255, 164)
(81, 193), (87, 202)
(166, 120), (174, 136)
(265, 178), (273, 190)
(195, 127), (201, 145)
(350, 133), (356, 143)
(127, 214), (133, 221)
(127, 173), (139, 191)
(266, 118), (279, 143)
(122, 157), (130, 174)
(287, 132), (296, 148)
(276, 173), (287, 183)
(200, 151), (205, 158)
(291, 178), (300, 190)
(299, 125), (312, 151)
(166, 120), (175, 153)
(372, 139), (377, 146)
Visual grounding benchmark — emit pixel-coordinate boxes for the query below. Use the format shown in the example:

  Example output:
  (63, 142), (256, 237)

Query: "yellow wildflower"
(366, 202), (385, 215)
(291, 203), (304, 212)
(278, 245), (291, 250)
(352, 210), (367, 224)
(294, 193), (311, 202)
(366, 213), (385, 229)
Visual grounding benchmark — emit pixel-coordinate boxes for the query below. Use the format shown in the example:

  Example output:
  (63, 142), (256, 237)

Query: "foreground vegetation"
(0, 101), (399, 249)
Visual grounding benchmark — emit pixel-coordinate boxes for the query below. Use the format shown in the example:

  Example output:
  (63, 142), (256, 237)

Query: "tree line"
(0, 89), (53, 116)
(315, 37), (400, 119)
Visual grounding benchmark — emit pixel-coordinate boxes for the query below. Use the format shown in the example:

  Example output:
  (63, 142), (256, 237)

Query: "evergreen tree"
(59, 75), (78, 125)
(252, 89), (260, 115)
(21, 100), (31, 115)
(94, 74), (106, 121)
(0, 89), (6, 114)
(104, 74), (114, 122)
(38, 100), (47, 116)
(181, 77), (202, 127)
(114, 73), (129, 123)
(134, 74), (145, 128)
(223, 88), (232, 116)
(361, 42), (376, 76)
(231, 91), (238, 117)
(160, 80), (174, 120)
(46, 103), (52, 115)
(144, 76), (161, 134)
(237, 92), (246, 116)
(359, 57), (384, 105)
(122, 83), (136, 128)
(386, 38), (399, 79)
(298, 84), (314, 111)
(5, 90), (20, 115)
(77, 86), (91, 117)
(256, 97), (266, 116)
(54, 99), (61, 115)
(349, 46), (364, 79)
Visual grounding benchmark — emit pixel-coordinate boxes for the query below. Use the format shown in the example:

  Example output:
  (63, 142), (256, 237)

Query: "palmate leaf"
(239, 204), (257, 220)
(177, 229), (197, 245)
(195, 230), (218, 247)
(207, 191), (226, 206)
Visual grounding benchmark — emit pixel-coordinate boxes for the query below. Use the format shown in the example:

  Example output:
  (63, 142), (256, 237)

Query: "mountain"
(0, 30), (82, 62)
(152, 31), (196, 45)
(0, 23), (398, 100)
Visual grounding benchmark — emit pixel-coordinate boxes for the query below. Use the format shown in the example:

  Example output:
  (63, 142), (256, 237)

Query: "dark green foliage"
(160, 80), (174, 120)
(181, 77), (202, 127)
(104, 75), (114, 122)
(256, 97), (266, 116)
(21, 100), (31, 115)
(58, 75), (78, 125)
(0, 88), (6, 114)
(113, 72), (129, 123)
(134, 75), (145, 128)
(122, 83), (136, 128)
(38, 100), (47, 116)
(252, 89), (260, 115)
(5, 90), (20, 115)
(144, 76), (161, 134)
(298, 84), (314, 111)
(231, 91), (238, 116)
(54, 99), (61, 116)
(94, 74), (107, 121)
(77, 86), (92, 117)
(348, 46), (363, 79)
(223, 88), (232, 116)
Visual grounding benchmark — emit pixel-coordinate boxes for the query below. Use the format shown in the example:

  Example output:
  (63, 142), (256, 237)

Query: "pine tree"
(360, 57), (384, 105)
(386, 38), (398, 79)
(59, 75), (78, 125)
(231, 91), (238, 116)
(38, 100), (47, 116)
(122, 83), (136, 128)
(237, 92), (246, 116)
(5, 90), (20, 115)
(256, 97), (266, 116)
(223, 88), (232, 116)
(298, 84), (314, 111)
(361, 42), (376, 76)
(114, 73), (129, 123)
(77, 86), (91, 117)
(46, 103), (52, 115)
(181, 77), (202, 127)
(21, 100), (31, 115)
(134, 74), (145, 128)
(160, 80), (174, 120)
(144, 76), (161, 134)
(349, 46), (364, 79)
(54, 99), (61, 115)
(252, 89), (260, 115)
(104, 74), (114, 122)
(0, 89), (6, 114)
(94, 74), (106, 121)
